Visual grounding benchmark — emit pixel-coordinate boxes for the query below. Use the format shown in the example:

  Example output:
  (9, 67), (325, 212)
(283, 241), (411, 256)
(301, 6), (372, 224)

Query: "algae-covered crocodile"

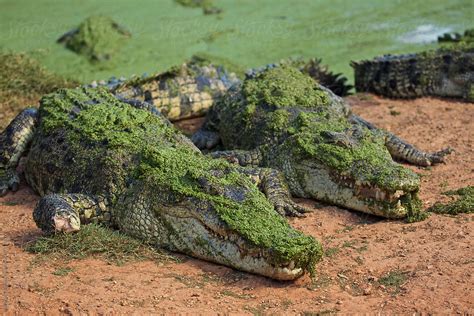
(0, 87), (322, 280)
(192, 66), (452, 220)
(351, 43), (474, 101)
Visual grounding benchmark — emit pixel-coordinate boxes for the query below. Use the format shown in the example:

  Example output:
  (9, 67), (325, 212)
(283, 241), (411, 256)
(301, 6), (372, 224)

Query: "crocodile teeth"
(288, 261), (295, 270)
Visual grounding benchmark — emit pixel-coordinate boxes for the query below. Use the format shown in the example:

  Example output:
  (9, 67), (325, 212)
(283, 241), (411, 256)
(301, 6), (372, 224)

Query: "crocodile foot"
(33, 194), (82, 233)
(424, 147), (454, 165)
(191, 130), (221, 150)
(270, 195), (310, 217)
(0, 168), (20, 197)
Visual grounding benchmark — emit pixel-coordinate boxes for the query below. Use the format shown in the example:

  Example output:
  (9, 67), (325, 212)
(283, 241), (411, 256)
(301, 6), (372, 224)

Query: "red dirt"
(1, 95), (473, 314)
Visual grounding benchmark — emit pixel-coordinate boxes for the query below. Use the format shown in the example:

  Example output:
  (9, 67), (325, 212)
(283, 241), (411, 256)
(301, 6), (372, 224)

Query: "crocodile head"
(120, 148), (323, 281)
(232, 66), (422, 219)
(277, 115), (421, 219)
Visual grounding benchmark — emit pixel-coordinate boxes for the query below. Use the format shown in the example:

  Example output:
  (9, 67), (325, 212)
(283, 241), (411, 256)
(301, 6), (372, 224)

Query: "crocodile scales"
(351, 46), (474, 101)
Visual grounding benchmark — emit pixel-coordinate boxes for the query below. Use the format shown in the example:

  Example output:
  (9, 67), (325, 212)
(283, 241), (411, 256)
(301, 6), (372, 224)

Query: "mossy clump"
(174, 0), (222, 15)
(243, 66), (330, 109)
(0, 51), (77, 97)
(0, 51), (77, 129)
(428, 186), (474, 215)
(39, 87), (323, 274)
(26, 223), (175, 265)
(58, 15), (131, 62)
(404, 193), (429, 223)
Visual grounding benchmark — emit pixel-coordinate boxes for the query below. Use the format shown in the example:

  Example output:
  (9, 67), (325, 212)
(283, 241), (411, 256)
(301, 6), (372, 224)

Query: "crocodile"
(351, 45), (474, 101)
(192, 66), (452, 219)
(0, 87), (322, 280)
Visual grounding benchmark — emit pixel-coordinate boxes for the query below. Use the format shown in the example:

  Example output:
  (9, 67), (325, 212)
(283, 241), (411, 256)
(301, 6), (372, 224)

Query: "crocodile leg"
(33, 194), (112, 233)
(191, 130), (221, 150)
(350, 114), (453, 166)
(0, 108), (38, 196)
(239, 167), (310, 217)
(211, 149), (310, 216)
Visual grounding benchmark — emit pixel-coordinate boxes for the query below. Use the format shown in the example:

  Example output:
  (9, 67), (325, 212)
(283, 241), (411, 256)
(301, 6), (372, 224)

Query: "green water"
(0, 0), (471, 83)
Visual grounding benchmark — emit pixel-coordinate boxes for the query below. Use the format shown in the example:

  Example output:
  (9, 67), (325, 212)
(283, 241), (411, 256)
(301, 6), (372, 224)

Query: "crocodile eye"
(321, 131), (353, 148)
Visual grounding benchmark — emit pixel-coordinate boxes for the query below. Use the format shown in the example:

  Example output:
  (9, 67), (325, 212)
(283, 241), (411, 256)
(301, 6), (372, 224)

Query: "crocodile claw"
(427, 147), (454, 165)
(272, 196), (312, 217)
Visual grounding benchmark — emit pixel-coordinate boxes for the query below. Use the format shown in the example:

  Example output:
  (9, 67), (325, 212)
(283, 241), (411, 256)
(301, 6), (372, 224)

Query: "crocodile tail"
(351, 53), (433, 99)
(351, 49), (474, 99)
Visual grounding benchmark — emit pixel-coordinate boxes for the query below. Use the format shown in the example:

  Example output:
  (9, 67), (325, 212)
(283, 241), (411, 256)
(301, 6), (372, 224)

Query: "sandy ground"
(1, 95), (473, 314)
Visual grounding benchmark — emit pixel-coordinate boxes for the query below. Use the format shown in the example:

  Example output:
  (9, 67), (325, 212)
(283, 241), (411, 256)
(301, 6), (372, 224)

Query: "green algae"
(59, 15), (131, 62)
(468, 85), (474, 102)
(428, 186), (474, 215)
(1, 1), (471, 84)
(276, 57), (353, 96)
(243, 66), (329, 109)
(39, 87), (322, 274)
(404, 194), (428, 223)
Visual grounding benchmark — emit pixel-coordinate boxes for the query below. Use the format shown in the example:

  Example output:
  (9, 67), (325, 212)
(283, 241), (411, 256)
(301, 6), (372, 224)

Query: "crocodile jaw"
(294, 163), (420, 218)
(116, 198), (308, 281)
(158, 210), (304, 280)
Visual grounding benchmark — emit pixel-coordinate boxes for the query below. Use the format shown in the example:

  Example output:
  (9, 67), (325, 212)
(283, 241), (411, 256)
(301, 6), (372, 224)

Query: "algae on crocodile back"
(58, 15), (131, 62)
(39, 87), (323, 274)
(243, 66), (330, 109)
(428, 186), (474, 215)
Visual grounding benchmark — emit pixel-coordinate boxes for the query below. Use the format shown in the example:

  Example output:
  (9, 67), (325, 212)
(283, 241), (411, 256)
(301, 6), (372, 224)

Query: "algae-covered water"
(0, 0), (471, 83)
